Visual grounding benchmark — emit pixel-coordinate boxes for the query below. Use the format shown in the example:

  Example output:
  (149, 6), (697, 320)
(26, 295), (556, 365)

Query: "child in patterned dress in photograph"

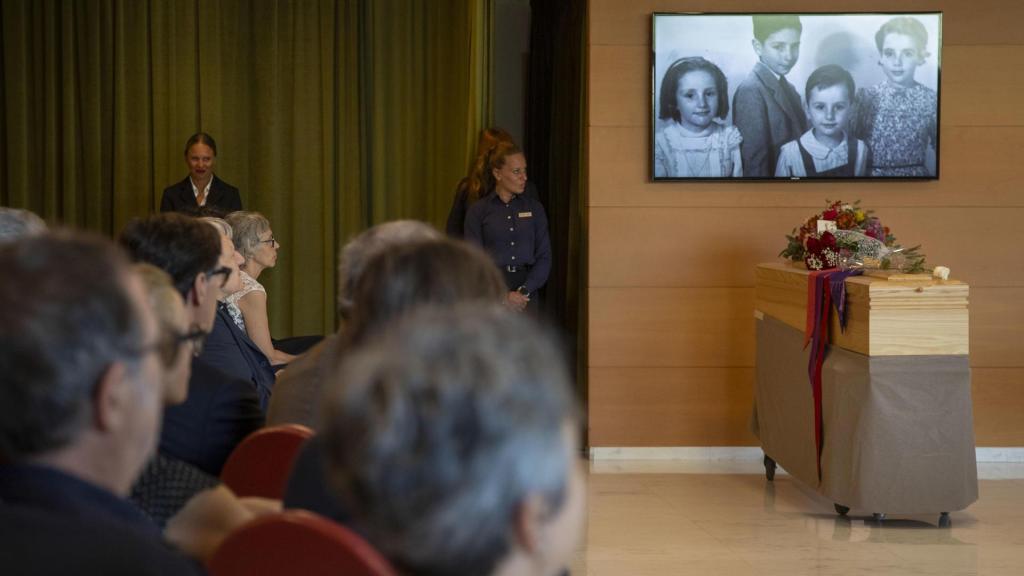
(775, 65), (870, 178)
(654, 57), (743, 178)
(852, 16), (938, 177)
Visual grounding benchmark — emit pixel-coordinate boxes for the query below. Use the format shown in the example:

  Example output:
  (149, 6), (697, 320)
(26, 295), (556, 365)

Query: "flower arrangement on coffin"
(779, 200), (926, 272)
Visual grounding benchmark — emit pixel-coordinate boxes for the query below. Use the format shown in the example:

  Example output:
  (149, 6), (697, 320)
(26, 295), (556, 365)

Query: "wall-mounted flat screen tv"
(652, 12), (942, 181)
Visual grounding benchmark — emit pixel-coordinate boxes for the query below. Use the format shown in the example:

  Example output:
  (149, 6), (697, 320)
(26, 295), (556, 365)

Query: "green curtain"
(0, 0), (489, 337)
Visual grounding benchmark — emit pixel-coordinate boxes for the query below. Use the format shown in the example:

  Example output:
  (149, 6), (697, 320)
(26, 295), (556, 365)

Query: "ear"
(752, 38), (763, 57)
(93, 362), (130, 433)
(492, 165), (502, 182)
(189, 273), (209, 308)
(512, 494), (548, 554)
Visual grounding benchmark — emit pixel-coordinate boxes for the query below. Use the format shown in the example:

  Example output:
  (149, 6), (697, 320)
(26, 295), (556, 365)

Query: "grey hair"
(337, 220), (441, 320)
(0, 231), (144, 460)
(322, 303), (578, 576)
(199, 216), (232, 239)
(225, 211), (271, 264)
(0, 207), (47, 244)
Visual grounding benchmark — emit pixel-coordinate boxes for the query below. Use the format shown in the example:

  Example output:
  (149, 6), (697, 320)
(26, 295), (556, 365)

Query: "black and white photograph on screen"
(651, 12), (942, 181)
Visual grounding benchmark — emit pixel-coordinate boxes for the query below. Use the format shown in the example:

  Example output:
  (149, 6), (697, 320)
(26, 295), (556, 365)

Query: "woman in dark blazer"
(160, 132), (242, 214)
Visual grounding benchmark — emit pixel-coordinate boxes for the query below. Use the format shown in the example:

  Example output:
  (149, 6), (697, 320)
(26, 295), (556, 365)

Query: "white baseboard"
(589, 447), (1024, 463)
(976, 448), (1024, 462)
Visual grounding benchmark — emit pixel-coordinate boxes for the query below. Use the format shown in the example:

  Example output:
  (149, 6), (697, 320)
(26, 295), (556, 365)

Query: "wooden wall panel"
(972, 368), (1024, 446)
(588, 367), (1024, 447)
(589, 45), (646, 128)
(590, 286), (1023, 369)
(587, 0), (1024, 447)
(969, 288), (1024, 368)
(589, 367), (758, 446)
(588, 125), (1024, 208)
(590, 208), (1024, 288)
(589, 207), (808, 287)
(590, 288), (756, 368)
(591, 1), (1024, 47)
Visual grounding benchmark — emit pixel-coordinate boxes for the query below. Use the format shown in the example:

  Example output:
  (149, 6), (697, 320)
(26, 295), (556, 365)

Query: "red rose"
(820, 231), (836, 249)
(822, 209), (838, 220)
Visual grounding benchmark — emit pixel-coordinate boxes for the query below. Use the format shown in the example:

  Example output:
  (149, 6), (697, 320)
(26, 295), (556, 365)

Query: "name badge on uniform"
(518, 211), (533, 218)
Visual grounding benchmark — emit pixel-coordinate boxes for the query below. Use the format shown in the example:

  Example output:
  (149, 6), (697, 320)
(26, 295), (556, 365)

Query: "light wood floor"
(571, 460), (1024, 575)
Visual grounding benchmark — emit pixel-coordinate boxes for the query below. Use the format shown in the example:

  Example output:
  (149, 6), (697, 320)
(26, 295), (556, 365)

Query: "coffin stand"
(753, 262), (977, 524)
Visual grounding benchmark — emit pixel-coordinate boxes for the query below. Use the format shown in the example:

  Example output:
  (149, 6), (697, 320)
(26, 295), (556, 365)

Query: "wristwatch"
(516, 286), (530, 297)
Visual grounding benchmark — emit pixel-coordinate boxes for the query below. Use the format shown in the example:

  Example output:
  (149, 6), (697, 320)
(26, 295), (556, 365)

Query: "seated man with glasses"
(0, 231), (202, 574)
(120, 214), (264, 477)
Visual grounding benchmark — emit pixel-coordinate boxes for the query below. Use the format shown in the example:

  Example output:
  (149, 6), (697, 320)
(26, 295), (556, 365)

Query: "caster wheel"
(939, 512), (951, 528)
(872, 513), (886, 522)
(764, 455), (777, 481)
(834, 504), (850, 516)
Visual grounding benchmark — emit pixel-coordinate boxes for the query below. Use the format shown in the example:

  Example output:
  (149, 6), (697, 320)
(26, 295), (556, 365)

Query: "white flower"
(932, 266), (950, 280)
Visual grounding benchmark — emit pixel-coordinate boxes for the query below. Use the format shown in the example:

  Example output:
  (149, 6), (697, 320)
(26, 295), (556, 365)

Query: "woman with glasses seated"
(129, 263), (220, 527)
(132, 263), (206, 404)
(224, 212), (316, 364)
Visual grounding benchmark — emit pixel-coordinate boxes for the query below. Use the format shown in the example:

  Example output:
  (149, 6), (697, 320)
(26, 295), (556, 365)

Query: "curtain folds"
(0, 0), (487, 337)
(527, 0), (588, 424)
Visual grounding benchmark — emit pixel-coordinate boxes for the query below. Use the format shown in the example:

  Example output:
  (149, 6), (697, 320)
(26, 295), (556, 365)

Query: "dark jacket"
(0, 464), (203, 575)
(160, 357), (265, 476)
(731, 62), (809, 178)
(160, 175), (242, 214)
(199, 304), (275, 411)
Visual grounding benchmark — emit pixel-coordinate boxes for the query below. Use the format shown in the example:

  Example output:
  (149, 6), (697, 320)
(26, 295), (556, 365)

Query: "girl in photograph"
(851, 16), (937, 177)
(654, 56), (743, 178)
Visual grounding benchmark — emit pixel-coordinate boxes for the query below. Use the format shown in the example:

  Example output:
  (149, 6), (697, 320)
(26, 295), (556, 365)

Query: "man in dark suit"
(120, 214), (266, 477)
(160, 132), (243, 214)
(160, 357), (264, 476)
(732, 15), (808, 177)
(200, 220), (276, 409)
(0, 232), (201, 575)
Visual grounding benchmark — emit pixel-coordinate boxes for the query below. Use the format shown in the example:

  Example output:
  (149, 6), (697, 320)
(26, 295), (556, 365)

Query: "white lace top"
(224, 270), (265, 332)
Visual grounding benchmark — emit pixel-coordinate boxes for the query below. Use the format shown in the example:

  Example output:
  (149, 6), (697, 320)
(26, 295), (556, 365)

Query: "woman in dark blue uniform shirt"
(464, 142), (551, 312)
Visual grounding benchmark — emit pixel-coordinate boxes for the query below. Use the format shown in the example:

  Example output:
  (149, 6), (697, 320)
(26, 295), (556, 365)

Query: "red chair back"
(207, 510), (396, 576)
(220, 424), (314, 499)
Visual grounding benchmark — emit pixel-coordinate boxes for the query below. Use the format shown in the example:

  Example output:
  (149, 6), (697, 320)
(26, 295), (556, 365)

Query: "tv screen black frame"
(651, 12), (942, 182)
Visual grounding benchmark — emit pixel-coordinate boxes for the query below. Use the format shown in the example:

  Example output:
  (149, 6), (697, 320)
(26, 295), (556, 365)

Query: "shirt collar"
(756, 61), (783, 83)
(190, 177), (213, 200)
(799, 130), (849, 161)
(489, 192), (521, 206)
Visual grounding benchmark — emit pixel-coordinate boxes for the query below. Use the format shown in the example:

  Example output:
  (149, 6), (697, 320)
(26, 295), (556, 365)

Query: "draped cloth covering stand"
(752, 263), (978, 519)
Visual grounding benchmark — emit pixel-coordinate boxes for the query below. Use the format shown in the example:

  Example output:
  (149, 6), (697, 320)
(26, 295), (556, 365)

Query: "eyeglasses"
(258, 236), (279, 247)
(159, 327), (209, 366)
(206, 265), (233, 288)
(124, 327), (208, 369)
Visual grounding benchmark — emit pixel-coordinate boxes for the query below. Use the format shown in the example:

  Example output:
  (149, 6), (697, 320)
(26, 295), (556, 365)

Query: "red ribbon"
(803, 269), (862, 482)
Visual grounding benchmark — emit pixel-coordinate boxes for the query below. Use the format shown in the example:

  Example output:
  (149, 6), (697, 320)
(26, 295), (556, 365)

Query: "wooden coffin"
(754, 262), (969, 356)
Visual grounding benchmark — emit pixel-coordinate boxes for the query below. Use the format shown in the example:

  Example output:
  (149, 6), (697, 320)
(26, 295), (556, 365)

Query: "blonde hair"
(133, 262), (185, 338)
